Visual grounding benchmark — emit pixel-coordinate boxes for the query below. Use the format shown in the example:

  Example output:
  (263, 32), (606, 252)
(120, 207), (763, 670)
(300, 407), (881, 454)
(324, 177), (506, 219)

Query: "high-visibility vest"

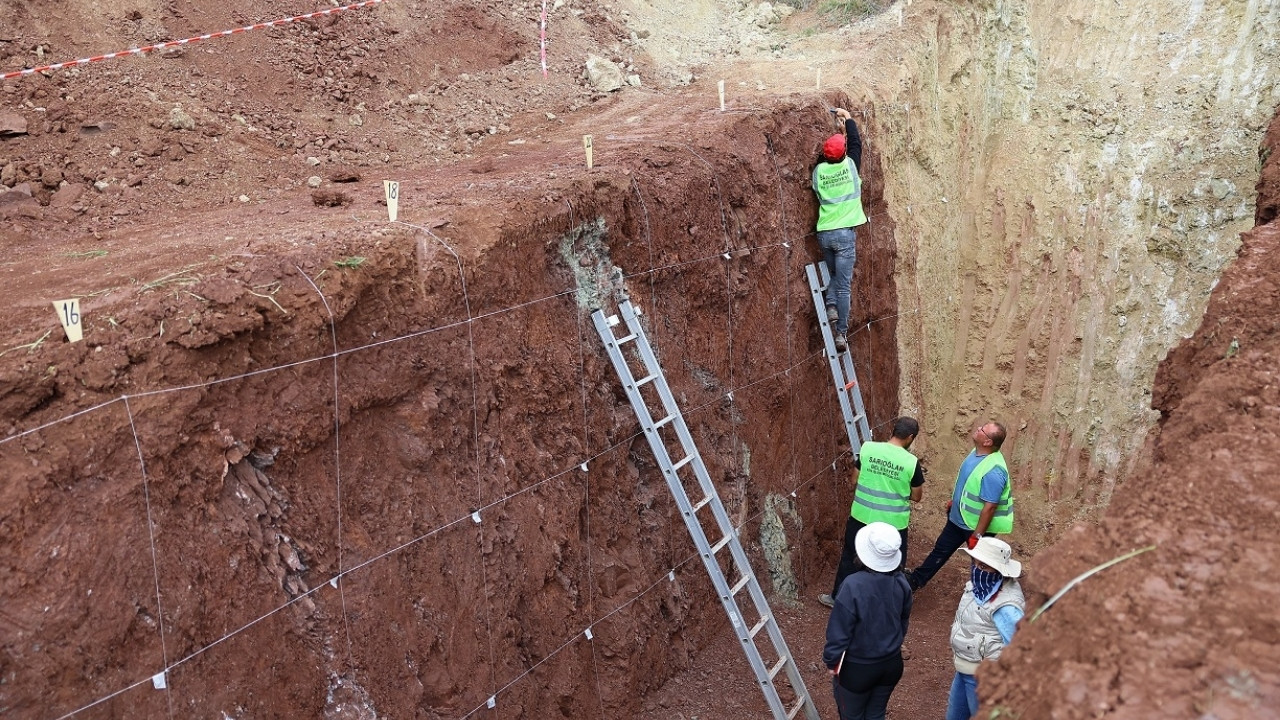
(958, 452), (1013, 534)
(811, 157), (867, 232)
(850, 441), (917, 530)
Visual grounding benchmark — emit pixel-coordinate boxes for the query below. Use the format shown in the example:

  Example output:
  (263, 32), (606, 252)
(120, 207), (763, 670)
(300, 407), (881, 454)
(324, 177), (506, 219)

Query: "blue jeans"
(907, 518), (971, 590)
(818, 227), (857, 335)
(945, 672), (979, 720)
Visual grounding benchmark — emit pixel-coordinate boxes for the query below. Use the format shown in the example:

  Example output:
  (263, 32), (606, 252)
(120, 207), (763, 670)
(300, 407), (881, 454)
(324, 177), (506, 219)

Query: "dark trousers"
(831, 515), (909, 597)
(832, 651), (904, 720)
(908, 518), (971, 590)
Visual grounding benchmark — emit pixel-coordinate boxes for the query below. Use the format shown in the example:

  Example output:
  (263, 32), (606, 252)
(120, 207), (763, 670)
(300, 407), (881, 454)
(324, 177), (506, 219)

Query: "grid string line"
(295, 264), (357, 667)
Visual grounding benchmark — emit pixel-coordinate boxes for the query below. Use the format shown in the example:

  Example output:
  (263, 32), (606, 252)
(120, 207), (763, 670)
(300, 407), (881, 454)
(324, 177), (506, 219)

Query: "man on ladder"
(811, 106), (868, 353)
(820, 417), (925, 607)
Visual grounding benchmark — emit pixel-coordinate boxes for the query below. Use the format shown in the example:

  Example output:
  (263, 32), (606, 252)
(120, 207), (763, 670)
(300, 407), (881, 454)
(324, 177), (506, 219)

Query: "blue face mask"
(971, 565), (1003, 603)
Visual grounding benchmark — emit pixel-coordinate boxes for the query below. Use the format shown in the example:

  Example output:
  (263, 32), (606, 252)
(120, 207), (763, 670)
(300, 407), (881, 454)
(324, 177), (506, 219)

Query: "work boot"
(826, 305), (838, 323)
(818, 593), (835, 608)
(835, 333), (848, 352)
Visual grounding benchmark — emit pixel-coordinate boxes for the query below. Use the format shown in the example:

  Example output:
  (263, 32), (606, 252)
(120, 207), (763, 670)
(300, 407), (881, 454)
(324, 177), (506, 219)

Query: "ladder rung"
(653, 414), (677, 430)
(615, 332), (638, 344)
(787, 697), (808, 719)
(730, 574), (751, 596)
(710, 534), (732, 555)
(672, 454), (696, 472)
(767, 656), (788, 681)
(692, 495), (712, 513)
(749, 614), (771, 638)
(634, 373), (659, 387)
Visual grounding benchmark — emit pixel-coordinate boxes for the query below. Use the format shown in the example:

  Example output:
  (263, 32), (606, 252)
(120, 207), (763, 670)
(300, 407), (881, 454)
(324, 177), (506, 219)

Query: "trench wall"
(874, 0), (1280, 547)
(0, 99), (898, 718)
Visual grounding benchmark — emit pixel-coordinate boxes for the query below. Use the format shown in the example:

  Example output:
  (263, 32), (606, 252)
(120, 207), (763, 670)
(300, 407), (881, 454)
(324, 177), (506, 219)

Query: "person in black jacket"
(822, 522), (913, 720)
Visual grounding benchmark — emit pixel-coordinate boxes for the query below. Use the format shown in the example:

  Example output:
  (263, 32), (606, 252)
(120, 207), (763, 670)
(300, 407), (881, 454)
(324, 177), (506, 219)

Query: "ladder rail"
(591, 301), (819, 720)
(806, 262), (872, 451)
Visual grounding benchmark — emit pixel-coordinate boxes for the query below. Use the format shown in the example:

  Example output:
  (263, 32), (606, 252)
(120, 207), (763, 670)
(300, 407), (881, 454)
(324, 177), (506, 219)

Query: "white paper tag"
(383, 180), (399, 222)
(53, 299), (83, 342)
(487, 696), (496, 709)
(580, 463), (588, 472)
(584, 627), (593, 640)
(471, 511), (482, 524)
(151, 671), (167, 690)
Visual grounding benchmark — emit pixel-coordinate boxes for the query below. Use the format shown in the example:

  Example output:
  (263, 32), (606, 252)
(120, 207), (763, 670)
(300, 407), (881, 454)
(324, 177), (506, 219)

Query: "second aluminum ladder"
(806, 261), (873, 454)
(591, 299), (819, 720)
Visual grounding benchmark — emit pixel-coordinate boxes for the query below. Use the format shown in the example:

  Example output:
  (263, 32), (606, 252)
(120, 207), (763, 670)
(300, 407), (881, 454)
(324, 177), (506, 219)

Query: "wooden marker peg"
(53, 298), (83, 342)
(383, 180), (400, 222)
(816, 68), (822, 90)
(583, 135), (594, 169)
(718, 79), (725, 111)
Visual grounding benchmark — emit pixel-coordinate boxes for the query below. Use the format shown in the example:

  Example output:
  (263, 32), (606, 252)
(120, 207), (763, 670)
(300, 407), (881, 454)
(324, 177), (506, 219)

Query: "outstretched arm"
(844, 117), (863, 172)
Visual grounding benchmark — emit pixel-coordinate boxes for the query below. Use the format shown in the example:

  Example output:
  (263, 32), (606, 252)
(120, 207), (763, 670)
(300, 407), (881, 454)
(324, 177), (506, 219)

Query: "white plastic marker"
(583, 135), (593, 169)
(487, 696), (497, 709)
(584, 627), (593, 640)
(383, 180), (399, 222)
(718, 79), (725, 111)
(53, 299), (83, 342)
(151, 672), (167, 690)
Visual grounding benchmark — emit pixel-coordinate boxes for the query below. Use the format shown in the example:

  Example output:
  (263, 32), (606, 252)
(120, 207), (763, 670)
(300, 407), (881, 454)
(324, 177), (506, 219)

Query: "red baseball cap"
(823, 134), (846, 161)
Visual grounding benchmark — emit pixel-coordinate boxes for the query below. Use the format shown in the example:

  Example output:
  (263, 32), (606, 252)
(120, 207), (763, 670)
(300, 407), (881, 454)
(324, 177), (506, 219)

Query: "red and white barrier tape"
(1, 0), (386, 81)
(540, 0), (549, 78)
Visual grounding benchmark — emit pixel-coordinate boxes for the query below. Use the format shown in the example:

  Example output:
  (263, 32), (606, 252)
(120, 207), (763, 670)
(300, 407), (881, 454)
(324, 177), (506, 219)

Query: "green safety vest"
(811, 157), (867, 232)
(958, 452), (1013, 534)
(850, 441), (917, 530)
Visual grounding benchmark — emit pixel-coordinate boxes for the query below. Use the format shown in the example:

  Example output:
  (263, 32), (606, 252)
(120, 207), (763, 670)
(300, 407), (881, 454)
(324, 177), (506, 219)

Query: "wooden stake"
(583, 135), (593, 169)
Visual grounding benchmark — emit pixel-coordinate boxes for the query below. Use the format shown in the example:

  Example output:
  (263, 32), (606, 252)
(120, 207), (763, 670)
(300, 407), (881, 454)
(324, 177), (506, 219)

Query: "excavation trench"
(0, 96), (900, 718)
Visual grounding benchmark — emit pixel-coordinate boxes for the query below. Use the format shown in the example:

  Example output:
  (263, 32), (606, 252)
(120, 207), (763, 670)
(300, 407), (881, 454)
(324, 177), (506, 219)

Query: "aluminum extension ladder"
(591, 300), (819, 720)
(805, 262), (873, 454)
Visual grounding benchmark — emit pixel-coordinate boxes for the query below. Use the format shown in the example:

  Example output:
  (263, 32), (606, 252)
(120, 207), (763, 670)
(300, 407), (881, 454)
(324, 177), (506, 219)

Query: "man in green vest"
(905, 420), (1013, 592)
(818, 417), (923, 607)
(811, 107), (868, 353)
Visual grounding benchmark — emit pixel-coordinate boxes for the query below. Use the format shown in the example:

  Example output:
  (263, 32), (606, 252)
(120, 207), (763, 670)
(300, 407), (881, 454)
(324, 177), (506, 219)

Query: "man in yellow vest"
(818, 417), (923, 608)
(905, 420), (1013, 592)
(811, 107), (868, 353)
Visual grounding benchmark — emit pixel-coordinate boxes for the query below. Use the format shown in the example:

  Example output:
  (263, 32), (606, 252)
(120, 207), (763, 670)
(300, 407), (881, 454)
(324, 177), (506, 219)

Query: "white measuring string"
(394, 219), (499, 699)
(294, 265), (357, 665)
(121, 395), (175, 720)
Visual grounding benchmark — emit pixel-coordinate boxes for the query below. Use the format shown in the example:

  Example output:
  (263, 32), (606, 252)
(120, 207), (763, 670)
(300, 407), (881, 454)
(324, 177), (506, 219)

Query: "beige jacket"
(949, 579), (1025, 674)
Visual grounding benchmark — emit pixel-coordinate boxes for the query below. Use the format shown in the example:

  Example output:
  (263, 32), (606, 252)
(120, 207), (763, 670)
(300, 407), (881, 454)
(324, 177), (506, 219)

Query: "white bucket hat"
(962, 536), (1022, 578)
(854, 522), (902, 573)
